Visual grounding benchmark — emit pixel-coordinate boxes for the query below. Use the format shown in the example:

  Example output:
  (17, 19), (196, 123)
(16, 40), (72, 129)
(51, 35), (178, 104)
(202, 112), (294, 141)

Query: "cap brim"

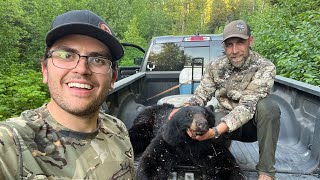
(46, 23), (124, 60)
(223, 34), (249, 42)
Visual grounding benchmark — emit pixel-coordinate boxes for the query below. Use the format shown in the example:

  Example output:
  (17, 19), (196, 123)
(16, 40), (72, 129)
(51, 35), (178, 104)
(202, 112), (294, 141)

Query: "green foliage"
(130, 0), (173, 40)
(148, 43), (187, 71)
(0, 0), (28, 67)
(121, 15), (147, 66)
(18, 0), (61, 69)
(86, 0), (133, 39)
(248, 0), (320, 85)
(120, 46), (145, 67)
(0, 63), (49, 120)
(0, 0), (319, 120)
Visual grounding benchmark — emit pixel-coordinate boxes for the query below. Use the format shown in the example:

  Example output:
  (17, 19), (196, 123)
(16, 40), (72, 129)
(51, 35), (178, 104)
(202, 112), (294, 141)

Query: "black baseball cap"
(46, 10), (124, 61)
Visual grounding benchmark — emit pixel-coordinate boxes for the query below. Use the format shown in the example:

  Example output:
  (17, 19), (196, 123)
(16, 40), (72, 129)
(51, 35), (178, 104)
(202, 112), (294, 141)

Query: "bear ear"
(204, 106), (216, 127)
(205, 105), (214, 112)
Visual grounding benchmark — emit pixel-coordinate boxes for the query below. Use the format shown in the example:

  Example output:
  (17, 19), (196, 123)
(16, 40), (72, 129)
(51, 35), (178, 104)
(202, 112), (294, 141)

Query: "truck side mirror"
(134, 57), (143, 65)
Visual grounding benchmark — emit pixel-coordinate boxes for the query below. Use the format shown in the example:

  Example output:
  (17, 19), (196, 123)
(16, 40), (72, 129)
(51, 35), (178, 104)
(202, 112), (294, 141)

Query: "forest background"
(0, 0), (319, 120)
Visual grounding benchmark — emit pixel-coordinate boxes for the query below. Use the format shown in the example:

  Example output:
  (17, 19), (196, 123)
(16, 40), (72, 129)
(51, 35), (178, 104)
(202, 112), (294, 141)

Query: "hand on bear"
(187, 127), (215, 141)
(169, 105), (219, 141)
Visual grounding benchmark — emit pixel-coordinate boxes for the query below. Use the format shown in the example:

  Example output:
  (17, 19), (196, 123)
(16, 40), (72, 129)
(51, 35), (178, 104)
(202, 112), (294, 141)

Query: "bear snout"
(196, 120), (209, 130)
(189, 114), (210, 136)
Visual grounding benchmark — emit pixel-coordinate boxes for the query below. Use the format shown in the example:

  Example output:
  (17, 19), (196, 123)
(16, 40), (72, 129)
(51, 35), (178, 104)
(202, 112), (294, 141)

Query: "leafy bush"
(249, 0), (320, 86)
(0, 63), (49, 120)
(0, 0), (319, 121)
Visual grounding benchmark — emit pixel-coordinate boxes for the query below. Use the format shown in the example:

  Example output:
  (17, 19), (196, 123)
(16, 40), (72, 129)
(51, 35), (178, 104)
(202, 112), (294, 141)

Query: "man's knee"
(256, 97), (281, 123)
(255, 97), (281, 127)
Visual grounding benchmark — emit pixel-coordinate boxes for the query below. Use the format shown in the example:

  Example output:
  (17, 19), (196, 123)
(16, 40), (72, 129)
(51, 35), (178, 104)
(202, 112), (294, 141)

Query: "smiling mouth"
(231, 56), (241, 61)
(67, 82), (93, 90)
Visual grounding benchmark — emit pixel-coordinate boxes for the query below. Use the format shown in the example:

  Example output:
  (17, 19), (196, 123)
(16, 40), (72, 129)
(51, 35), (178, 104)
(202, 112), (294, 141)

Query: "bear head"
(161, 105), (215, 146)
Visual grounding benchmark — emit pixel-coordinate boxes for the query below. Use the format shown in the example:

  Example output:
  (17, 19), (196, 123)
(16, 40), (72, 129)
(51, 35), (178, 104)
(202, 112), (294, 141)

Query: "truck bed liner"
(231, 141), (320, 179)
(134, 141), (320, 179)
(133, 94), (320, 179)
(233, 92), (320, 179)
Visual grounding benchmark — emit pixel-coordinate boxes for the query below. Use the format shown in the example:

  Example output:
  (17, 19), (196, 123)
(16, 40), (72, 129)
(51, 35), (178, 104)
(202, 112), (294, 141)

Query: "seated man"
(184, 20), (281, 180)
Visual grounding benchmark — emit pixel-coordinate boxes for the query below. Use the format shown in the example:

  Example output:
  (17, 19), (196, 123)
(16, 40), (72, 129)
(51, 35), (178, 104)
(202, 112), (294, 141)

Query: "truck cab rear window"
(146, 40), (224, 71)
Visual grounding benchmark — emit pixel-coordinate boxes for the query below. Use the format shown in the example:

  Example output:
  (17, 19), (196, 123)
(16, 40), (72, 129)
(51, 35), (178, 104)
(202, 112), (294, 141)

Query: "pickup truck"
(106, 34), (320, 179)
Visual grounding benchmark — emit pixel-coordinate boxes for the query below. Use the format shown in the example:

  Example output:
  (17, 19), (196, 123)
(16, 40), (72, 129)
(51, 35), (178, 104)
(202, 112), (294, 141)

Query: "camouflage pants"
(214, 96), (281, 177)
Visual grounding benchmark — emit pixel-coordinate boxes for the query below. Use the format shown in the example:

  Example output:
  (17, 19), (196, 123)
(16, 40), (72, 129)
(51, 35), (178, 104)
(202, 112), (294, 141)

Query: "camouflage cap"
(223, 20), (251, 42)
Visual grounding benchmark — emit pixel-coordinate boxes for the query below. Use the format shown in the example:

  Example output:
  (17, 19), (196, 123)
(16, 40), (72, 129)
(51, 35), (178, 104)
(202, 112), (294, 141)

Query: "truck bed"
(133, 140), (320, 179)
(133, 92), (320, 179)
(231, 141), (319, 179)
(133, 131), (320, 179)
(110, 73), (320, 179)
(232, 85), (320, 179)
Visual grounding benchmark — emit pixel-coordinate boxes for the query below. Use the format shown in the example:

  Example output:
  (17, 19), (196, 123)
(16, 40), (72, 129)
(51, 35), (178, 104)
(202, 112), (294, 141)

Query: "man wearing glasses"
(0, 10), (134, 179)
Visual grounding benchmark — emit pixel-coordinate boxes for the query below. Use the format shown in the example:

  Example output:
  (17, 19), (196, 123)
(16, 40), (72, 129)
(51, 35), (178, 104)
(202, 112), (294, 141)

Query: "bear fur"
(129, 103), (245, 180)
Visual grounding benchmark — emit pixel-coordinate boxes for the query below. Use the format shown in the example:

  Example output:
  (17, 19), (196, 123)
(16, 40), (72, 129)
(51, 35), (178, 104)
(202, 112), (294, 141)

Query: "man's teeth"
(68, 82), (92, 90)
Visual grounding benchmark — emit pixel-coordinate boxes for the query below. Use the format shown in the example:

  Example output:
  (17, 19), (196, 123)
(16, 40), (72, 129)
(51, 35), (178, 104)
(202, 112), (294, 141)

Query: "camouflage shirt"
(0, 105), (134, 179)
(189, 50), (276, 132)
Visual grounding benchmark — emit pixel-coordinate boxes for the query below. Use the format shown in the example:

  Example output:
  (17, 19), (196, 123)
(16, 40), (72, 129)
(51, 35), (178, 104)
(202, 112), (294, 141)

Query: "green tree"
(0, 63), (48, 120)
(0, 0), (28, 68)
(148, 43), (187, 71)
(248, 0), (320, 85)
(1, 0), (319, 120)
(130, 0), (174, 40)
(87, 0), (133, 39)
(121, 15), (147, 66)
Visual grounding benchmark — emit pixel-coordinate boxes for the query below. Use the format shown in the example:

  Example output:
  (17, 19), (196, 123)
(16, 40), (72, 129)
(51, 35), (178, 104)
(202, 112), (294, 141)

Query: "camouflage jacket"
(189, 51), (276, 132)
(0, 105), (134, 180)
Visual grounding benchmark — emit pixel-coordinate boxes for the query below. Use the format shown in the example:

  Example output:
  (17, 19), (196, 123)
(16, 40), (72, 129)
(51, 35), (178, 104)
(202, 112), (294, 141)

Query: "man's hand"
(187, 122), (229, 141)
(187, 128), (215, 141)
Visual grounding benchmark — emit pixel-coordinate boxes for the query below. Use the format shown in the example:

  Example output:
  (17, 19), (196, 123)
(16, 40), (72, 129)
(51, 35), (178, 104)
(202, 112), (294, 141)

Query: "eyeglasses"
(48, 50), (113, 74)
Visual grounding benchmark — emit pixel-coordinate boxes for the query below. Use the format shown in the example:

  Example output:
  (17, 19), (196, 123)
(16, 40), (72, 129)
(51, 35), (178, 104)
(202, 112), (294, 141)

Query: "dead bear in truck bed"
(129, 103), (245, 180)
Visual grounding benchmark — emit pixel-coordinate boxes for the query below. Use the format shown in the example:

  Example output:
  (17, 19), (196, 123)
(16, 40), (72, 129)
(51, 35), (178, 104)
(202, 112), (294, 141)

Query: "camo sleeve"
(0, 112), (135, 179)
(221, 62), (276, 131)
(0, 124), (20, 179)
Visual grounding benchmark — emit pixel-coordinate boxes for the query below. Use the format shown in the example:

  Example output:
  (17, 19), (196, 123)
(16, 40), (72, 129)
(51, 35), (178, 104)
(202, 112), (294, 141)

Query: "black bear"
(129, 103), (245, 180)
